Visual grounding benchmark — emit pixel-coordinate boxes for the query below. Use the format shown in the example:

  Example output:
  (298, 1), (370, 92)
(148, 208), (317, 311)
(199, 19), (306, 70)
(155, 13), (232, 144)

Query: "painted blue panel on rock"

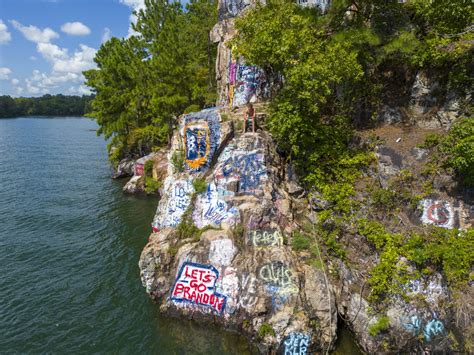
(183, 108), (221, 173)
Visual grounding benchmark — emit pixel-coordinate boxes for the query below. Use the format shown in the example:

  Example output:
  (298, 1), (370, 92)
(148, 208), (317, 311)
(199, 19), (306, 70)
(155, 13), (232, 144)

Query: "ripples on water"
(0, 117), (254, 354)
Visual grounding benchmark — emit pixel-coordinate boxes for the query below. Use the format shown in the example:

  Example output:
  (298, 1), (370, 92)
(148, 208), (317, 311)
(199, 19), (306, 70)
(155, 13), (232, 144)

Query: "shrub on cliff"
(420, 114), (474, 187)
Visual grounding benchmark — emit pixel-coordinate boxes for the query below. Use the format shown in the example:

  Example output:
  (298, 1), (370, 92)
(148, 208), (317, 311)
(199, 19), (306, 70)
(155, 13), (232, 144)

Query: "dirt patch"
(359, 124), (443, 158)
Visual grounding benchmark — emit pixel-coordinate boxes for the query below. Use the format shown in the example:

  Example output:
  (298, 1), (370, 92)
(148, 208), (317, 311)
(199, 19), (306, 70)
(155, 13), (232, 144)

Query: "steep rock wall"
(140, 109), (337, 353)
(138, 106), (472, 354)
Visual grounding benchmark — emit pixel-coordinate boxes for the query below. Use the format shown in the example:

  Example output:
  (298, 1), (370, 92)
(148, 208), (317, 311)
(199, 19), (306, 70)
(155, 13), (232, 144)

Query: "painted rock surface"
(140, 107), (472, 354)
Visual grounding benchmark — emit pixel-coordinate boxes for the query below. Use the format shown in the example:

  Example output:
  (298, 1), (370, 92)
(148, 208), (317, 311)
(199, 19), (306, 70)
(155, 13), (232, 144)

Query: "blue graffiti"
(401, 315), (445, 342)
(183, 108), (221, 173)
(185, 127), (207, 161)
(223, 152), (266, 194)
(204, 200), (228, 224)
(423, 319), (445, 342)
(266, 285), (290, 311)
(233, 65), (261, 106)
(402, 315), (423, 335)
(218, 0), (250, 20)
(283, 332), (310, 355)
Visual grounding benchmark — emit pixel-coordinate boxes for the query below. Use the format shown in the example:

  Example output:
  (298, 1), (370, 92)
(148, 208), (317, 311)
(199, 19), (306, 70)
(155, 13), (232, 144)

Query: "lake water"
(0, 117), (361, 354)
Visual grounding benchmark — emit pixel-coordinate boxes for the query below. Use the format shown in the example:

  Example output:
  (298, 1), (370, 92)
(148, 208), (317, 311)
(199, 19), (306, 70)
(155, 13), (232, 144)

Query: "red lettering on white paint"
(171, 263), (226, 313)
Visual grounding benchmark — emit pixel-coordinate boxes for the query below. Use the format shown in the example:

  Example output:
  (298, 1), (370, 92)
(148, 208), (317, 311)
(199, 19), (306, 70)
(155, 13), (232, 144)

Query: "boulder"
(112, 158), (135, 179)
(123, 175), (144, 194)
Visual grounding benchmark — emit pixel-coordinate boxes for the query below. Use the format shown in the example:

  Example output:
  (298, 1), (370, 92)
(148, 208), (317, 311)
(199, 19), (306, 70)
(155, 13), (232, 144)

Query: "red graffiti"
(171, 262), (227, 314)
(427, 203), (450, 225)
(135, 163), (144, 176)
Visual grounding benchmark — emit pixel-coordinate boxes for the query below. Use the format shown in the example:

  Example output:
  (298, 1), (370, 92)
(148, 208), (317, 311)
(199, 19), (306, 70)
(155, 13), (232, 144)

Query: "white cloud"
(77, 85), (91, 95)
(101, 27), (111, 43)
(15, 86), (24, 95)
(23, 69), (83, 95)
(36, 42), (96, 74)
(68, 84), (92, 95)
(61, 22), (91, 36)
(25, 79), (41, 94)
(0, 67), (12, 80)
(37, 42), (68, 62)
(0, 20), (12, 44)
(10, 20), (59, 43)
(119, 0), (145, 9)
(7, 20), (97, 96)
(31, 69), (81, 86)
(119, 0), (145, 37)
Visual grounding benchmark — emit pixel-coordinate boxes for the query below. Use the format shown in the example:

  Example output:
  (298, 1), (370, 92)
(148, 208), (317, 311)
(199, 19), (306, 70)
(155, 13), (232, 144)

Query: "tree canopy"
(231, 0), (473, 190)
(84, 0), (217, 162)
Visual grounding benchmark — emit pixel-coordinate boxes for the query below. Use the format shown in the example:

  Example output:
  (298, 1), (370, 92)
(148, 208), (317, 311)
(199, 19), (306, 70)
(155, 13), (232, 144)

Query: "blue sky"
(0, 0), (145, 97)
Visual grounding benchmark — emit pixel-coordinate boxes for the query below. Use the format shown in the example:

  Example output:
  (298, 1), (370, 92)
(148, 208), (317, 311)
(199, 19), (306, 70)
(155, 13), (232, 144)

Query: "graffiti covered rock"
(183, 108), (222, 173)
(171, 262), (227, 314)
(139, 114), (333, 353)
(139, 108), (470, 354)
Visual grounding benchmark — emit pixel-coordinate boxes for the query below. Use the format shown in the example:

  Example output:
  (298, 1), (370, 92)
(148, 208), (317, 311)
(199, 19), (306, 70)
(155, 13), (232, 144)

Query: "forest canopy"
(0, 94), (93, 118)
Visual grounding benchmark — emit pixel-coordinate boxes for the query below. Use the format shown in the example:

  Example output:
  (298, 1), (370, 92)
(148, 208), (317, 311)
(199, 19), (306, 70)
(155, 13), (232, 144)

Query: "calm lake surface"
(0, 117), (360, 354)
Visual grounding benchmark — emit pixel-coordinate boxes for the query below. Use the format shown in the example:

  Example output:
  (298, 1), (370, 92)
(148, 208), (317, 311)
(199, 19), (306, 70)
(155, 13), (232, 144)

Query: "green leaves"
(442, 116), (474, 186)
(410, 0), (473, 35)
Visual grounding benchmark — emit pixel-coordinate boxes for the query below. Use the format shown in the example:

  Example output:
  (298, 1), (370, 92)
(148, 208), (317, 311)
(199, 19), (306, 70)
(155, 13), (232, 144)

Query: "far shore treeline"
(0, 94), (94, 118)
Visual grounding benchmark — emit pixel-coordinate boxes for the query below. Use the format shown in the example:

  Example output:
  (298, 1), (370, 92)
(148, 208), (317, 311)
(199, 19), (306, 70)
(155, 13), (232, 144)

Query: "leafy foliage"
(171, 150), (185, 173)
(357, 218), (474, 302)
(421, 115), (474, 186)
(291, 231), (311, 251)
(368, 316), (391, 336)
(144, 159), (154, 176)
(231, 0), (374, 225)
(258, 323), (275, 338)
(441, 116), (474, 186)
(192, 178), (207, 194)
(144, 176), (162, 194)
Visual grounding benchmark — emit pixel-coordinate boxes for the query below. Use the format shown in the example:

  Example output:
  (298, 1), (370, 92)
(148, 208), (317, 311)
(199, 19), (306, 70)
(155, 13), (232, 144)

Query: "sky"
(0, 0), (146, 97)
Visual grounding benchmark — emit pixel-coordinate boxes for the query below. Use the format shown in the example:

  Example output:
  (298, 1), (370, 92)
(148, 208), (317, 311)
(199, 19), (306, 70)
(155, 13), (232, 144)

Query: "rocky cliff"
(136, 92), (472, 353)
(134, 1), (473, 353)
(139, 106), (336, 353)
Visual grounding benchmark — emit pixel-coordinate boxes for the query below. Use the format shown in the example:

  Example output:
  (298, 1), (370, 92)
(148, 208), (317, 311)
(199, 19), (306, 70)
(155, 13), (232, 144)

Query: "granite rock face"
(211, 0), (280, 108)
(138, 107), (472, 353)
(136, 4), (472, 353)
(140, 108), (337, 353)
(375, 70), (469, 129)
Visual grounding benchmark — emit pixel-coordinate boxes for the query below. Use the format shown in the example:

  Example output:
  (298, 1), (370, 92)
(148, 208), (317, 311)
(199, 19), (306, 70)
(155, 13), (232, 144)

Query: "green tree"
(84, 0), (217, 163)
(232, 0), (368, 193)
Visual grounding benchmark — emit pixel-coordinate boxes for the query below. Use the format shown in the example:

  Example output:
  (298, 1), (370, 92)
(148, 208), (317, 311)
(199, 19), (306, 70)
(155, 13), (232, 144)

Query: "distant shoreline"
(0, 115), (88, 119)
(0, 94), (94, 118)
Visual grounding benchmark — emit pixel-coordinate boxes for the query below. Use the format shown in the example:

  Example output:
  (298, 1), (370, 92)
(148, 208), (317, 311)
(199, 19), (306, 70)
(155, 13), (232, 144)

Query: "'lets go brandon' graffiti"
(171, 262), (227, 314)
